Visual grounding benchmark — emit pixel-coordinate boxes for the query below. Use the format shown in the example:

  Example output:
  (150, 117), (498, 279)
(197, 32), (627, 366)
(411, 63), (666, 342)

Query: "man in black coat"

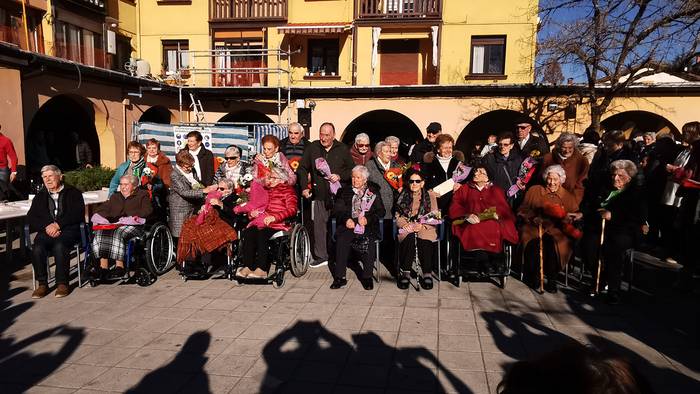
(297, 122), (355, 267)
(514, 117), (550, 159)
(482, 132), (524, 207)
(26, 165), (85, 298)
(280, 122), (308, 165)
(409, 122), (442, 164)
(182, 130), (214, 186)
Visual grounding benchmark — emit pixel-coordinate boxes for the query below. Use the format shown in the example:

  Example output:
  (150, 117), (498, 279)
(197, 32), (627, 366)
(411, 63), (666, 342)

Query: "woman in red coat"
(448, 166), (518, 273)
(235, 171), (298, 279)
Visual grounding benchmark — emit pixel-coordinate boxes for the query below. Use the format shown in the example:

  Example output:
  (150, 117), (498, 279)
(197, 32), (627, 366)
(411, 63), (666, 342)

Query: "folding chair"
(25, 223), (89, 290)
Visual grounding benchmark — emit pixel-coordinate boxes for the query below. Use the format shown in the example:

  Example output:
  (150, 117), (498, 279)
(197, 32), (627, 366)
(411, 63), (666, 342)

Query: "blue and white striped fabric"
(133, 122), (251, 160)
(252, 124), (288, 153)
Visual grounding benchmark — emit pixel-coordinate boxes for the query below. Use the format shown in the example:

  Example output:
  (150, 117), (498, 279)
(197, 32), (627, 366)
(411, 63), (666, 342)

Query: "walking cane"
(594, 218), (606, 294)
(538, 221), (544, 294)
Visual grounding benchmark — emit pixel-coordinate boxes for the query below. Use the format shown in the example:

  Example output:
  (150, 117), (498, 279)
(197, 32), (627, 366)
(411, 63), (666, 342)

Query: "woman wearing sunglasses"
(214, 145), (251, 187)
(394, 168), (439, 290)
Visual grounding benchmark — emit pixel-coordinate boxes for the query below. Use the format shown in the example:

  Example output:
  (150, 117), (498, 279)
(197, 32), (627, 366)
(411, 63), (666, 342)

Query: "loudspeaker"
(565, 103), (577, 120)
(297, 108), (312, 136)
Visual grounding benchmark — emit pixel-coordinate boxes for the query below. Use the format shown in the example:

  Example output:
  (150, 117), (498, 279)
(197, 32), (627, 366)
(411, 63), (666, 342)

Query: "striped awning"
(277, 23), (351, 35)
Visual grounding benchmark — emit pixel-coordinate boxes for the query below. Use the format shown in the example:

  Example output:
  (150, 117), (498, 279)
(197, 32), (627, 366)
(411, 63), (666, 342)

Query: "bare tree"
(539, 0), (700, 132)
(537, 58), (565, 85)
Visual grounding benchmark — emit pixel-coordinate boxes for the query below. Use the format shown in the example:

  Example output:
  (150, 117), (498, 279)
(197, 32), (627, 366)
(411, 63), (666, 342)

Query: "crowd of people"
(25, 117), (700, 304)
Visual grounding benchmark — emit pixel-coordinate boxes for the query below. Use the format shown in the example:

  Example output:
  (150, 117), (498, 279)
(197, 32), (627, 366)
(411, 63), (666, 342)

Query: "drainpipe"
(122, 98), (129, 161)
(136, 0), (141, 58)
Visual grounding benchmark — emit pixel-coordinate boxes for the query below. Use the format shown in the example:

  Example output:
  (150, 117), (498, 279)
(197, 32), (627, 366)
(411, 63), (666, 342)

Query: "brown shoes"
(55, 284), (70, 298)
(31, 284), (49, 299)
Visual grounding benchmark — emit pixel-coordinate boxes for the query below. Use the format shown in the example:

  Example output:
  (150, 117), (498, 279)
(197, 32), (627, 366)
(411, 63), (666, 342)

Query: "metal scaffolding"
(173, 47), (292, 124)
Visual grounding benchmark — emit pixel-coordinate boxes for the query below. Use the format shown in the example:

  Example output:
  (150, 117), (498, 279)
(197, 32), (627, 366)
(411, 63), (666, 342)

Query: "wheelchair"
(87, 218), (175, 287)
(227, 216), (311, 289)
(448, 233), (513, 289)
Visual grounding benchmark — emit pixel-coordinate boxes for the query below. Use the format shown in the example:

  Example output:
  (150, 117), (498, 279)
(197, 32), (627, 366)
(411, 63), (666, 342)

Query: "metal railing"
(210, 0), (288, 21)
(357, 0), (441, 20)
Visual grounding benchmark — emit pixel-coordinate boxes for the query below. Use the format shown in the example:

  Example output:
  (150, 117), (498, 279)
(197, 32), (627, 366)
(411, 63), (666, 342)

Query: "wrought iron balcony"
(357, 0), (441, 20)
(210, 0), (288, 22)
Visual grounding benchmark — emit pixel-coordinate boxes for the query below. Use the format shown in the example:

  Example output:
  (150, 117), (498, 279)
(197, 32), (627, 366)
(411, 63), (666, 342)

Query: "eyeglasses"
(408, 179), (423, 184)
(128, 151), (141, 155)
(356, 143), (369, 148)
(218, 187), (227, 191)
(225, 156), (239, 160)
(498, 142), (512, 147)
(517, 125), (530, 129)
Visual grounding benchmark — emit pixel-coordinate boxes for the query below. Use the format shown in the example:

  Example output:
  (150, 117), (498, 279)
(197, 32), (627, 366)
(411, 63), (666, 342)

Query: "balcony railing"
(210, 0), (287, 22)
(357, 0), (441, 20)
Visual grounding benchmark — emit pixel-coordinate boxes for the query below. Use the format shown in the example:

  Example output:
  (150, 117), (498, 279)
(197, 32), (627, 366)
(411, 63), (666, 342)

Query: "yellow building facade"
(135, 0), (538, 88)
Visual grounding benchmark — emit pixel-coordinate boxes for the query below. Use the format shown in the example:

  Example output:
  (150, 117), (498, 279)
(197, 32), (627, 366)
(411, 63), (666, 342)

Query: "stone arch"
(341, 109), (422, 158)
(601, 110), (680, 140)
(455, 110), (541, 157)
(139, 105), (174, 124)
(218, 110), (274, 123)
(25, 94), (112, 173)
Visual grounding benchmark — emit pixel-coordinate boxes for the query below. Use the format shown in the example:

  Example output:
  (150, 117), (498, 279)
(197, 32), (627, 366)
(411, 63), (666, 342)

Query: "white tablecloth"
(0, 189), (110, 221)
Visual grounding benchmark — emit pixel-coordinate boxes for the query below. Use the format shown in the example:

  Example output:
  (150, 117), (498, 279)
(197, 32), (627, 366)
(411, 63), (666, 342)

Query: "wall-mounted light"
(547, 101), (559, 112)
(308, 100), (316, 111)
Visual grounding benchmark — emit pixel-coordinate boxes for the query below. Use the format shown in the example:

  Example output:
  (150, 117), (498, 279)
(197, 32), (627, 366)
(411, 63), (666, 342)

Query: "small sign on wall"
(173, 127), (213, 152)
(107, 30), (117, 55)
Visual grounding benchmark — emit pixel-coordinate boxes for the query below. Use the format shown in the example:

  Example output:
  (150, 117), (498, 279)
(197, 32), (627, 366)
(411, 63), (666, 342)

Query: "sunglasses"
(517, 125), (530, 129)
(408, 179), (423, 184)
(427, 131), (439, 135)
(498, 142), (512, 147)
(225, 156), (239, 160)
(356, 143), (369, 148)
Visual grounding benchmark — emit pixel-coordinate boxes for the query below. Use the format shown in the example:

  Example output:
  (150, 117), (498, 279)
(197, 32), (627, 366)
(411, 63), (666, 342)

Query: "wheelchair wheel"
(145, 223), (175, 275)
(289, 224), (310, 278)
(272, 270), (286, 289)
(135, 268), (154, 287)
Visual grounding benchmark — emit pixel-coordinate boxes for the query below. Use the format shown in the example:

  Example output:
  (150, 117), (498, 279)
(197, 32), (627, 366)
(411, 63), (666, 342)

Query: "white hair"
(542, 164), (567, 183)
(374, 141), (388, 156)
(355, 133), (370, 143)
(288, 122), (304, 133)
(610, 159), (638, 178)
(224, 145), (241, 158)
(40, 165), (62, 177)
(120, 174), (139, 186)
(352, 165), (369, 180)
(385, 136), (400, 146)
(555, 132), (579, 150)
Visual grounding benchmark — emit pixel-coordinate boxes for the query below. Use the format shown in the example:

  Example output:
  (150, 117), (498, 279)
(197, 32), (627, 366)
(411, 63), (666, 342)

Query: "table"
(1, 189), (110, 263)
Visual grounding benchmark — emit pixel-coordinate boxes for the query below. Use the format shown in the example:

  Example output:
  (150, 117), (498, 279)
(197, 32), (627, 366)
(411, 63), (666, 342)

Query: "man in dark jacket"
(482, 132), (523, 206)
(27, 165), (85, 299)
(297, 122), (354, 267)
(409, 122), (441, 163)
(514, 117), (550, 159)
(182, 130), (214, 186)
(280, 122), (307, 167)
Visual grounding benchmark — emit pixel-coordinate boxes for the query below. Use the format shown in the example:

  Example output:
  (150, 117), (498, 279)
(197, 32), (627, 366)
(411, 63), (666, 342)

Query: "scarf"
(128, 158), (146, 178)
(395, 187), (431, 220)
(351, 186), (368, 219)
(350, 145), (373, 165)
(177, 165), (200, 188)
(601, 188), (623, 208)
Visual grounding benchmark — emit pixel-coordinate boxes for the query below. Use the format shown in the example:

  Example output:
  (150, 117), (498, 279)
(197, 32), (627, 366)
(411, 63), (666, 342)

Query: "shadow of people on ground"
(0, 260), (86, 393)
(125, 330), (211, 394)
(481, 308), (699, 393)
(260, 320), (473, 393)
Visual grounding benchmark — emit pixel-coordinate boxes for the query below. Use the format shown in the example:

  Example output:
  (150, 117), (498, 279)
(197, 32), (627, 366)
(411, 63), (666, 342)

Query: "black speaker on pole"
(297, 108), (312, 137)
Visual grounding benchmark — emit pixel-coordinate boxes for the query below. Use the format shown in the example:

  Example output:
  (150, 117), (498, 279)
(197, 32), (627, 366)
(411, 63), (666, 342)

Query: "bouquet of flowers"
(398, 211), (443, 235)
(234, 173), (255, 205)
(542, 202), (583, 239)
(354, 191), (376, 234)
(384, 168), (403, 190)
(315, 157), (340, 195)
(140, 164), (158, 198)
(233, 180), (270, 229)
(452, 207), (499, 226)
(452, 161), (472, 183)
(91, 213), (146, 230)
(507, 156), (537, 197)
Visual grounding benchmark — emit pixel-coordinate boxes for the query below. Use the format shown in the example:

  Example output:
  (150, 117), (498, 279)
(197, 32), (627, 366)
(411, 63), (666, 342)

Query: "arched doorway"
(139, 106), (173, 124)
(601, 111), (680, 140)
(26, 95), (100, 174)
(456, 110), (540, 157)
(218, 110), (274, 123)
(341, 110), (422, 158)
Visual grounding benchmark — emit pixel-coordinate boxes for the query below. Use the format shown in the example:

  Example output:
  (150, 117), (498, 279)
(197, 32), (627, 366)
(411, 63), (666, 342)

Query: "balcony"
(357, 0), (441, 21)
(210, 0), (287, 22)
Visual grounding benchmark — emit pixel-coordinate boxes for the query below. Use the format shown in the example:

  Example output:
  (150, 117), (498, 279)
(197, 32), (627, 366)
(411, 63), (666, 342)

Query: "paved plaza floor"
(0, 262), (698, 394)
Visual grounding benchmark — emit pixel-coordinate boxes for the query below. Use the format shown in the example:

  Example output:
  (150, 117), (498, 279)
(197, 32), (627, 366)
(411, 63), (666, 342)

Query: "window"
(470, 36), (505, 75)
(307, 39), (339, 75)
(162, 40), (189, 75)
(55, 21), (103, 67)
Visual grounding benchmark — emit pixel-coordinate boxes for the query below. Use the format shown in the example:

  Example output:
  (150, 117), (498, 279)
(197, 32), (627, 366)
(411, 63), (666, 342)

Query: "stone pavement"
(0, 265), (698, 394)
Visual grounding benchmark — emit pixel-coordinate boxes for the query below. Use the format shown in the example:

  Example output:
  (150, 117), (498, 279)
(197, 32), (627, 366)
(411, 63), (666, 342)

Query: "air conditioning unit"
(136, 60), (151, 77)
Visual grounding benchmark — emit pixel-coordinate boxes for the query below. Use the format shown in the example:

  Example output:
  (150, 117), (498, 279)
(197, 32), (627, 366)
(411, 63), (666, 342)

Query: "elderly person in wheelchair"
(91, 174), (153, 280)
(331, 165), (385, 291)
(394, 167), (439, 290)
(177, 178), (239, 275)
(518, 164), (581, 293)
(234, 166), (298, 280)
(448, 166), (518, 278)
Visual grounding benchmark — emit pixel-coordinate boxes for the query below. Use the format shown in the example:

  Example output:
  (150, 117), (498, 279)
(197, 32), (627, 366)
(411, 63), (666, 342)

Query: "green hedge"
(63, 166), (115, 192)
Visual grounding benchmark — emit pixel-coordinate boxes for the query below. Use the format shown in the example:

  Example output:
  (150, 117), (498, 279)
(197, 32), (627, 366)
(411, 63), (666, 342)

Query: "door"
(379, 39), (419, 85)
